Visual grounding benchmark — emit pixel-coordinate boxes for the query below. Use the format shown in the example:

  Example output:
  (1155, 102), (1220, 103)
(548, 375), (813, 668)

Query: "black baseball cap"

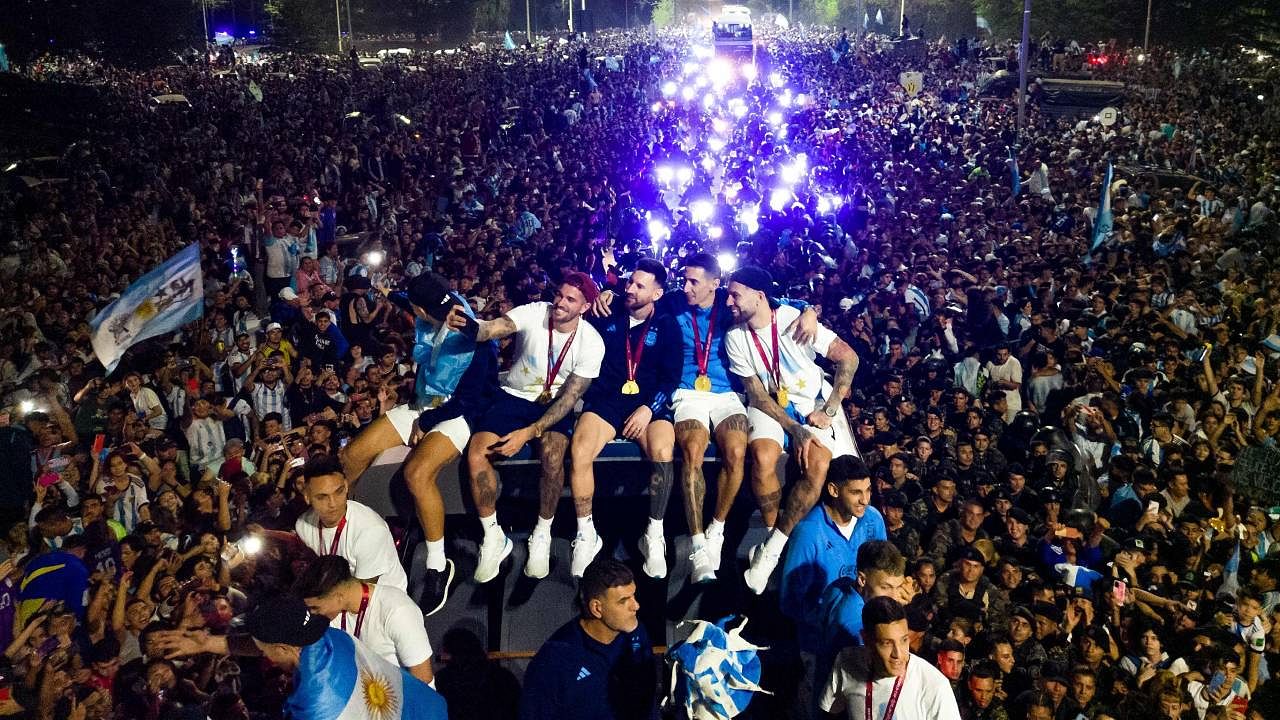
(1008, 507), (1033, 526)
(730, 265), (775, 294)
(244, 596), (330, 647)
(406, 272), (461, 322)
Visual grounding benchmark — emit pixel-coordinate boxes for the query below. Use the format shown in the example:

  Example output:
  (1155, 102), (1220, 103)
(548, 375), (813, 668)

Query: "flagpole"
(1016, 0), (1031, 134)
(526, 0), (533, 41)
(1143, 0), (1152, 51)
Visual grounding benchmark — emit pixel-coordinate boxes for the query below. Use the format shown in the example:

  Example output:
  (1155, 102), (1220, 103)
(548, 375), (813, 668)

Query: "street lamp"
(1143, 0), (1152, 50)
(335, 0), (343, 52)
(1016, 0), (1031, 133)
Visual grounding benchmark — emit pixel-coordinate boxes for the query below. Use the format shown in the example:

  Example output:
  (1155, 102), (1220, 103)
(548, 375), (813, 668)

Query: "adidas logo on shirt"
(576, 667), (592, 681)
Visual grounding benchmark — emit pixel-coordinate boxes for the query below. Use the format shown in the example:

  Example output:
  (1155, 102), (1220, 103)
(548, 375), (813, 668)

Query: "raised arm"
(445, 304), (518, 342)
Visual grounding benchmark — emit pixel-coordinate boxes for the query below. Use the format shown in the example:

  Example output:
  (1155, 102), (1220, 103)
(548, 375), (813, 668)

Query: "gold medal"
(622, 380), (640, 395)
(694, 374), (712, 392)
(536, 391), (553, 405)
(775, 387), (789, 407)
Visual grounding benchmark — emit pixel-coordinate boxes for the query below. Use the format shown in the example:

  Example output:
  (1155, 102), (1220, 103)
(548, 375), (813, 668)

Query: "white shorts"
(672, 388), (748, 430)
(384, 404), (471, 454)
(746, 405), (858, 459)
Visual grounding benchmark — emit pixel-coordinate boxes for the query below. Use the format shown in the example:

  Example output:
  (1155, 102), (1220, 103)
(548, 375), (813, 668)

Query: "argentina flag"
(90, 243), (204, 373)
(289, 629), (447, 720)
(1089, 163), (1114, 253)
(668, 616), (769, 720)
(1009, 147), (1021, 197)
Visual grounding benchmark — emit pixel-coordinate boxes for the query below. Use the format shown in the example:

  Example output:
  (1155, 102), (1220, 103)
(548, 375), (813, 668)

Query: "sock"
(691, 532), (707, 551)
(707, 518), (726, 538)
(424, 539), (446, 572)
(480, 512), (501, 538)
(534, 515), (553, 536)
(577, 515), (596, 538)
(764, 528), (790, 556)
(645, 517), (664, 539)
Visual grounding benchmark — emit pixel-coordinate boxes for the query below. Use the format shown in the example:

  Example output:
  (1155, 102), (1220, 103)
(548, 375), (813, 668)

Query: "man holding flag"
(90, 244), (204, 373)
(1089, 163), (1114, 258)
(247, 595), (447, 720)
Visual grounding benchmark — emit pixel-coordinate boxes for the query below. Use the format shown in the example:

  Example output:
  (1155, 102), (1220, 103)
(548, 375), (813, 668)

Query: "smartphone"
(1208, 671), (1226, 693)
(37, 472), (60, 488)
(288, 457), (305, 469)
(339, 437), (349, 449)
(1146, 500), (1160, 516)
(1113, 579), (1127, 606)
(92, 433), (106, 458)
(457, 313), (480, 340)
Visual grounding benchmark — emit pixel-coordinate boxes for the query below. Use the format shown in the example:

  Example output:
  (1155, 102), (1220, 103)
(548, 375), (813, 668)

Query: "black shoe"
(419, 559), (455, 617)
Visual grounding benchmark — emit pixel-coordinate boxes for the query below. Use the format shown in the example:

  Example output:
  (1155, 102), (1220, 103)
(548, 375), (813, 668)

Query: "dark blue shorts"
(581, 389), (674, 434)
(474, 391), (575, 437)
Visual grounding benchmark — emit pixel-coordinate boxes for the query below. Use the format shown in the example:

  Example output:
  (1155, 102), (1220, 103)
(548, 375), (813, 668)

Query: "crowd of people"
(1, 17), (1279, 720)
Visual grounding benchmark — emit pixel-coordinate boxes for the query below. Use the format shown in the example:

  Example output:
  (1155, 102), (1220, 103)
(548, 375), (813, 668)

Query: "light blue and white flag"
(863, 10), (869, 28)
(1089, 162), (1113, 253)
(90, 243), (203, 373)
(288, 628), (447, 720)
(1009, 146), (1021, 197)
(1218, 538), (1242, 597)
(875, 8), (884, 25)
(503, 31), (517, 50)
(668, 616), (770, 719)
(1054, 563), (1104, 596)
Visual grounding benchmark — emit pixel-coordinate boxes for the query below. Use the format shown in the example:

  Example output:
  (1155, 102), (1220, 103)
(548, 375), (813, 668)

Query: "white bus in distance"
(712, 5), (754, 60)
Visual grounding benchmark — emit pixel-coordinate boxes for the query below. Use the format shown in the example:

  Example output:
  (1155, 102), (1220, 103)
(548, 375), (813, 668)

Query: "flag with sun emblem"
(89, 243), (204, 373)
(288, 628), (447, 720)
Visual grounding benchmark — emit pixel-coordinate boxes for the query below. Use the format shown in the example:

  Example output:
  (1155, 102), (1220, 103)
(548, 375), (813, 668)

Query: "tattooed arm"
(821, 338), (860, 417)
(744, 374), (820, 470)
(486, 374), (592, 456)
(532, 374), (592, 436)
(444, 305), (518, 342)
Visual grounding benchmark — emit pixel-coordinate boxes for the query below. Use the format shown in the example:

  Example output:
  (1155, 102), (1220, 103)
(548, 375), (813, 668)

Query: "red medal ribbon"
(865, 662), (908, 720)
(543, 308), (578, 397)
(747, 309), (783, 393)
(318, 515), (347, 556)
(624, 315), (654, 384)
(341, 582), (371, 638)
(690, 304), (718, 378)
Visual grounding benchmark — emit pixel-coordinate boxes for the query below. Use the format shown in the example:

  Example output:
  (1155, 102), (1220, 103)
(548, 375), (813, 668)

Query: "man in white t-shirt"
(449, 273), (605, 584)
(984, 345), (1023, 423)
(295, 555), (434, 686)
(723, 266), (861, 594)
(294, 455), (408, 592)
(124, 372), (167, 434)
(819, 595), (961, 720)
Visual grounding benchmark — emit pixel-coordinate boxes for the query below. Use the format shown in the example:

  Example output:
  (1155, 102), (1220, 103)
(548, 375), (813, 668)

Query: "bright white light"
(241, 535), (264, 555)
(700, 156), (716, 171)
(690, 200), (714, 222)
(769, 72), (785, 89)
(827, 194), (843, 209)
(742, 63), (758, 82)
(795, 93), (807, 106)
(651, 102), (663, 113)
(724, 183), (740, 200)
(703, 93), (716, 110)
(767, 110), (783, 126)
(817, 196), (831, 214)
(708, 58), (733, 88)
(780, 163), (803, 186)
(366, 250), (385, 267)
(708, 137), (726, 152)
(712, 118), (730, 135)
(19, 400), (35, 414)
(648, 219), (670, 241)
(676, 166), (693, 185)
(708, 225), (725, 240)
(731, 103), (748, 119)
(1259, 94), (1266, 101)
(3, 163), (16, 173)
(682, 86), (696, 101)
(662, 80), (678, 97)
(693, 45), (714, 59)
(683, 61), (699, 75)
(770, 188), (792, 212)
(716, 251), (737, 271)
(737, 206), (759, 234)
(778, 89), (793, 108)
(1136, 53), (1146, 62)
(656, 165), (674, 184)
(694, 75), (709, 89)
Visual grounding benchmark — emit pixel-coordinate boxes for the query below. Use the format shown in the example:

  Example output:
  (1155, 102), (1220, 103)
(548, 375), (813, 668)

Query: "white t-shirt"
(295, 500), (408, 592)
(725, 304), (840, 415)
(500, 302), (605, 401)
(131, 387), (168, 430)
(984, 357), (1024, 422)
(820, 648), (962, 720)
(330, 583), (432, 669)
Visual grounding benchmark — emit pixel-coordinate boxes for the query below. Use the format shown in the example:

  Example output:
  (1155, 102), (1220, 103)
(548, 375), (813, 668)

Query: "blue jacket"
(519, 619), (656, 720)
(780, 503), (887, 654)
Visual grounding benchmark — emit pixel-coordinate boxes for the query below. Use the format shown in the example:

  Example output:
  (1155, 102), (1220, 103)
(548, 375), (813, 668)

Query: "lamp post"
(527, 0), (533, 41)
(345, 0), (354, 46)
(1143, 0), (1152, 51)
(335, 0), (343, 52)
(1016, 0), (1031, 133)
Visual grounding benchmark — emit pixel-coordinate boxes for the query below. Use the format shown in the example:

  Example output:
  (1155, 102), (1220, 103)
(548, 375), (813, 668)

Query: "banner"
(898, 71), (922, 96)
(90, 244), (203, 373)
(1089, 162), (1113, 253)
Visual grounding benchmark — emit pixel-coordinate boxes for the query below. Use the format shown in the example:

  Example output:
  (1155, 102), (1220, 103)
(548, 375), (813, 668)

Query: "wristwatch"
(823, 404), (838, 418)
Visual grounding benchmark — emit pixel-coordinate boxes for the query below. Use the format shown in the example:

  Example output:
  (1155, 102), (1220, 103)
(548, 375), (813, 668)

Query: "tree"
(265, 0), (340, 51)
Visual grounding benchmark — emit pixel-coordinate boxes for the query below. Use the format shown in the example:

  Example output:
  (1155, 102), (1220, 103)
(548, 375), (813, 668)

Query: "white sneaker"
(705, 526), (725, 572)
(473, 531), (512, 584)
(570, 533), (603, 578)
(524, 531), (552, 580)
(689, 545), (716, 584)
(640, 531), (667, 579)
(743, 542), (780, 595)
